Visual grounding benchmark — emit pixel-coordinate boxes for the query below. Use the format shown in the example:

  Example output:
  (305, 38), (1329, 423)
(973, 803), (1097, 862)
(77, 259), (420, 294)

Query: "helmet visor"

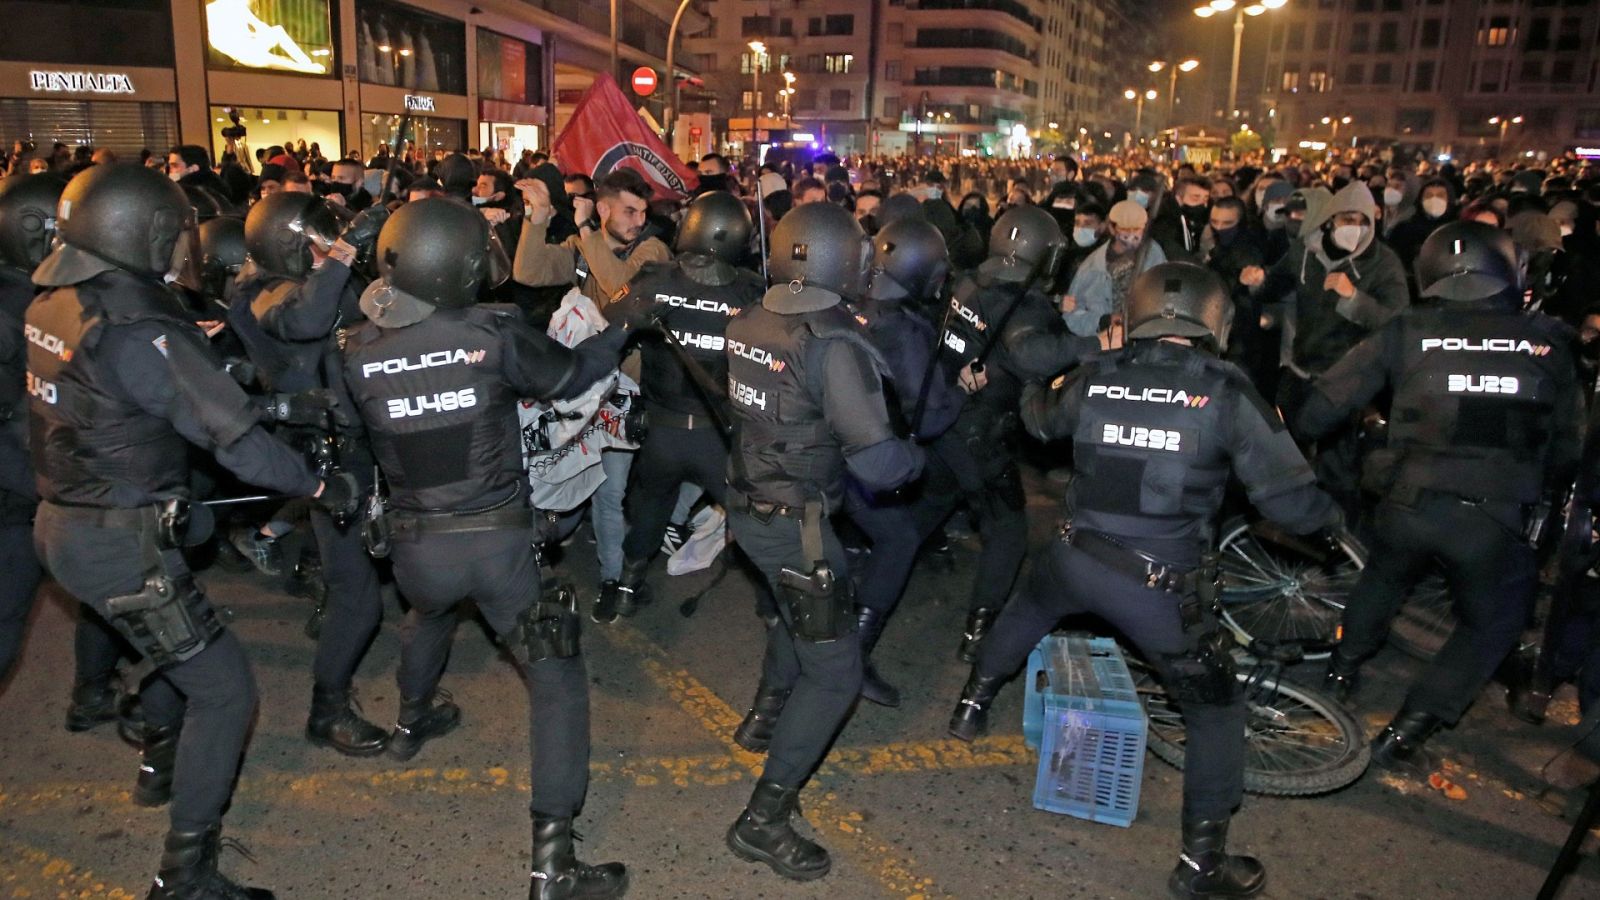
(166, 221), (205, 295)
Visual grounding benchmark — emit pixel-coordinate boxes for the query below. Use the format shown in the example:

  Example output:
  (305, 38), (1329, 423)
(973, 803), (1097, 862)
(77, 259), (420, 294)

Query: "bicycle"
(1128, 636), (1371, 796)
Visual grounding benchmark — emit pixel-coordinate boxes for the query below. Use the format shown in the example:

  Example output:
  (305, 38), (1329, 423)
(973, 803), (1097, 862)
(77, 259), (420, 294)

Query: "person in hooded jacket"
(1151, 175), (1212, 264)
(1255, 180), (1296, 267)
(1387, 177), (1459, 292)
(1241, 181), (1409, 515)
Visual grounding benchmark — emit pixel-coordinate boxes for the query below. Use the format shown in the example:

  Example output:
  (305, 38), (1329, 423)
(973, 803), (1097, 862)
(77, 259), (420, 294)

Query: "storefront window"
(0, 0), (174, 67)
(362, 113), (464, 164)
(0, 98), (176, 156)
(204, 0), (335, 77)
(477, 30), (542, 106)
(210, 105), (341, 166)
(356, 0), (467, 95)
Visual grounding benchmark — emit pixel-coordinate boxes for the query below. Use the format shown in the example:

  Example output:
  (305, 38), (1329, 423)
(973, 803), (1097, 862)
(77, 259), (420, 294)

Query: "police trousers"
(921, 415), (1028, 613)
(389, 528), (591, 817)
(34, 503), (257, 834)
(309, 507), (383, 693)
(622, 424), (728, 563)
(1338, 491), (1536, 724)
(728, 508), (863, 788)
(978, 539), (1247, 821)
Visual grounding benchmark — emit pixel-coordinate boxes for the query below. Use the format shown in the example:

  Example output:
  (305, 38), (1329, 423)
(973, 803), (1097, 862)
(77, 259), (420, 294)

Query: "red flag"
(553, 75), (698, 200)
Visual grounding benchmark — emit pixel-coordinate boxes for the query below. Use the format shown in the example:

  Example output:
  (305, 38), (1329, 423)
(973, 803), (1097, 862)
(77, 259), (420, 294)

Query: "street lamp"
(1195, 0), (1285, 121)
(1149, 58), (1200, 129)
(1488, 115), (1523, 159)
(1320, 114), (1353, 144)
(1125, 87), (1158, 137)
(782, 71), (796, 126)
(748, 40), (765, 153)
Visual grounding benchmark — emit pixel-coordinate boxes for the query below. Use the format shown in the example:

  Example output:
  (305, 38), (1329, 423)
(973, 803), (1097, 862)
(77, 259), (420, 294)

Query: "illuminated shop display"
(206, 0), (335, 75)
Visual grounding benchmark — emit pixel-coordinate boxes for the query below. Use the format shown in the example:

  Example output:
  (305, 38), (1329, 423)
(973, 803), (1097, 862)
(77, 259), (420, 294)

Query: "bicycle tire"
(1215, 517), (1365, 661)
(1133, 659), (1371, 796)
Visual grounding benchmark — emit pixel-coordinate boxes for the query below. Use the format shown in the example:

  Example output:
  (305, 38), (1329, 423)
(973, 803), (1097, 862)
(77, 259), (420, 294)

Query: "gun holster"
(515, 581), (582, 664)
(777, 505), (854, 643)
(1162, 626), (1238, 706)
(361, 491), (392, 558)
(103, 543), (224, 669)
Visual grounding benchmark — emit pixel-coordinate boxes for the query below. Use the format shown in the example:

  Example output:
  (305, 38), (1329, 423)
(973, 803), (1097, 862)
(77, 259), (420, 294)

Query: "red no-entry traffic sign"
(631, 67), (658, 96)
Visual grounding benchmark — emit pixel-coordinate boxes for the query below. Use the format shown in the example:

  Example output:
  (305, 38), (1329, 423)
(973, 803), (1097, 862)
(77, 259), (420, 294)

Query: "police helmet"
(876, 192), (926, 230)
(0, 172), (66, 272)
(980, 205), (1066, 285)
(676, 191), (752, 264)
(198, 216), (247, 301)
(768, 201), (871, 299)
(1415, 220), (1520, 306)
(1126, 262), (1233, 349)
(244, 192), (339, 280)
(376, 197), (495, 309)
(868, 218), (949, 301)
(33, 163), (196, 285)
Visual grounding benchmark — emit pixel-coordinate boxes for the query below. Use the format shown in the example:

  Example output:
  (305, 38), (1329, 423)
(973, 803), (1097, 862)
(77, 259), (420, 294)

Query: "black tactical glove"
(266, 389), (337, 426)
(315, 471), (362, 521)
(338, 204), (390, 253)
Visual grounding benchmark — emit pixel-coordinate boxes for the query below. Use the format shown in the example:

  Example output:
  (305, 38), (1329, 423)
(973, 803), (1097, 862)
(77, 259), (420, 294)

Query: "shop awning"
(480, 98), (545, 126)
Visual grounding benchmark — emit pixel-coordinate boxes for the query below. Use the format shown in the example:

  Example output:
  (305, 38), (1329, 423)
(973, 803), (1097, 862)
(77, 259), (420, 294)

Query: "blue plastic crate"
(1024, 633), (1146, 828)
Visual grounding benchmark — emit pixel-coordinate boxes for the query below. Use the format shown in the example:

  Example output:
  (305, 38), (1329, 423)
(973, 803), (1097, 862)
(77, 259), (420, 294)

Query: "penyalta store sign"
(30, 70), (136, 94)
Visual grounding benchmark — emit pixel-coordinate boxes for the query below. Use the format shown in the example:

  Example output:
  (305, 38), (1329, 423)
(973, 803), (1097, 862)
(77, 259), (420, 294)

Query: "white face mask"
(1331, 224), (1365, 252)
(470, 195), (489, 206)
(1420, 196), (1448, 218)
(168, 171), (184, 182)
(1128, 190), (1151, 209)
(1073, 227), (1099, 247)
(1382, 187), (1403, 206)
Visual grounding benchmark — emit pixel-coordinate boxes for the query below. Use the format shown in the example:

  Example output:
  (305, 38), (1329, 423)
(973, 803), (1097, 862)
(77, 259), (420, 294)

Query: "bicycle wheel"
(1216, 518), (1365, 660)
(1388, 572), (1453, 661)
(1132, 657), (1371, 796)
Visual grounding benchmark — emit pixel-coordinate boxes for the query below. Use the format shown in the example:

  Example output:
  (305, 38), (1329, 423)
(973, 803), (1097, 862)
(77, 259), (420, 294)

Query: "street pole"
(610, 0), (619, 82)
(1228, 9), (1244, 120)
(1135, 95), (1145, 135)
(1169, 67), (1178, 125)
(664, 0), (694, 147)
(750, 55), (760, 155)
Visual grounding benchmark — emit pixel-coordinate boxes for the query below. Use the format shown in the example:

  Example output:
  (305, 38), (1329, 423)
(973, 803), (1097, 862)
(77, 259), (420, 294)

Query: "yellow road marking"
(607, 625), (950, 900)
(0, 837), (138, 899)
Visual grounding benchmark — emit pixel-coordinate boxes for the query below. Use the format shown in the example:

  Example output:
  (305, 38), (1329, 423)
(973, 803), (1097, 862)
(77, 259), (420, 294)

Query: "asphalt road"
(2, 496), (1599, 900)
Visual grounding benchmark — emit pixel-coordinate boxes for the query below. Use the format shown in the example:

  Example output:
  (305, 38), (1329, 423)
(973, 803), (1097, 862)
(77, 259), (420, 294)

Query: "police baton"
(202, 494), (294, 507)
(380, 112), (413, 204)
(907, 278), (960, 439)
(754, 184), (770, 283)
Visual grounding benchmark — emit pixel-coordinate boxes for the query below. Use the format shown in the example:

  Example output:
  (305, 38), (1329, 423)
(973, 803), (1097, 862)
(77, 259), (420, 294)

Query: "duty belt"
(648, 408), (715, 431)
(1060, 524), (1196, 595)
(390, 504), (532, 540)
(42, 500), (163, 531)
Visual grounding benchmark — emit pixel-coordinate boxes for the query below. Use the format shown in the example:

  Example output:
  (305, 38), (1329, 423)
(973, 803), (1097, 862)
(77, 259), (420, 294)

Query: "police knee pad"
(515, 583), (582, 664)
(102, 576), (225, 668)
(777, 566), (855, 643)
(1160, 629), (1239, 706)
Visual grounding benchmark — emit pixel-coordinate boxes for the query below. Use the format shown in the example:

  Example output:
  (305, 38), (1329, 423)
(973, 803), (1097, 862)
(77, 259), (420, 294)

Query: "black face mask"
(1181, 202), (1210, 222)
(859, 214), (879, 235)
(698, 173), (731, 193)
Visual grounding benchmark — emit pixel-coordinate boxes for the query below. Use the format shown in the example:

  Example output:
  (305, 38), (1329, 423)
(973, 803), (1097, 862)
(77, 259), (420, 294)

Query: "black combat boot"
(528, 814), (628, 900)
(66, 677), (124, 732)
(615, 558), (653, 619)
(855, 606), (900, 708)
(948, 669), (1006, 742)
(1321, 649), (1361, 705)
(957, 607), (997, 664)
(145, 825), (273, 899)
(591, 581), (622, 624)
(305, 684), (388, 757)
(134, 723), (181, 808)
(732, 681), (791, 753)
(1370, 706), (1443, 778)
(387, 689), (461, 761)
(1166, 817), (1265, 899)
(726, 779), (831, 881)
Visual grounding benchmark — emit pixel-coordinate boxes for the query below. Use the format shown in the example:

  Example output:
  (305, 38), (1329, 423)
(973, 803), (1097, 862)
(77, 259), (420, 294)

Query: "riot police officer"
(925, 205), (1099, 663)
(949, 262), (1339, 899)
(26, 163), (353, 899)
(844, 217), (964, 706)
(233, 191), (391, 756)
(722, 202), (924, 881)
(599, 190), (764, 622)
(0, 172), (140, 733)
(340, 198), (633, 899)
(1301, 221), (1584, 774)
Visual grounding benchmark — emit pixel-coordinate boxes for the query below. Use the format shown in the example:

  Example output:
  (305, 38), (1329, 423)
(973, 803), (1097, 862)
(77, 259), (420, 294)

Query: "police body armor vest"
(0, 268), (30, 415)
(1068, 344), (1235, 553)
(26, 274), (190, 507)
(937, 279), (1040, 418)
(1385, 307), (1571, 504)
(634, 262), (762, 419)
(343, 305), (524, 513)
(242, 275), (361, 395)
(727, 302), (864, 508)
